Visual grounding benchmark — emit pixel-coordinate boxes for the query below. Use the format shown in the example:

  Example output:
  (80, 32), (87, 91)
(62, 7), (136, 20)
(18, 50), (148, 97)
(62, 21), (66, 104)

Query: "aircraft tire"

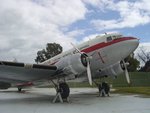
(59, 83), (70, 99)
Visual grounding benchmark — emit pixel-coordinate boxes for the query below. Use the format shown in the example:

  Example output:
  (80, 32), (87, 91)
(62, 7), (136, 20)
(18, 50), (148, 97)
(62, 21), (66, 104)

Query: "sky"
(0, 0), (150, 63)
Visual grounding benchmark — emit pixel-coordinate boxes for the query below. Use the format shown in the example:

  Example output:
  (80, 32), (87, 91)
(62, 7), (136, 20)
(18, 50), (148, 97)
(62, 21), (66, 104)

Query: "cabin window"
(107, 36), (112, 42)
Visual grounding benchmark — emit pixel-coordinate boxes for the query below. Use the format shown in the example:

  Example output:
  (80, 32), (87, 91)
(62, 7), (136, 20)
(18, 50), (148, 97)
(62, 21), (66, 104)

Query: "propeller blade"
(70, 42), (93, 85)
(87, 60), (92, 85)
(70, 42), (82, 54)
(122, 60), (130, 84)
(125, 68), (130, 84)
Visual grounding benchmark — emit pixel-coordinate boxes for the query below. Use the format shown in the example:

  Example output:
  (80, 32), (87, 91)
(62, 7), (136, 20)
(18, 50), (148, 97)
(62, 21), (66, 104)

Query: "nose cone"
(128, 37), (139, 52)
(121, 37), (139, 58)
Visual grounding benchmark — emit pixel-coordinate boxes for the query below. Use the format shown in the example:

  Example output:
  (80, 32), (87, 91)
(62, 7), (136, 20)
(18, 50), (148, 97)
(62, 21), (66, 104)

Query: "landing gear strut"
(100, 82), (110, 97)
(51, 81), (70, 103)
(18, 87), (22, 92)
(94, 81), (110, 97)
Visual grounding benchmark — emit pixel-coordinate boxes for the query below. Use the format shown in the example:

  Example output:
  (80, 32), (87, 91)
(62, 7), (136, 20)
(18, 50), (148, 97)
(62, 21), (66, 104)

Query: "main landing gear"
(18, 87), (22, 92)
(100, 82), (110, 97)
(51, 80), (70, 103)
(94, 81), (110, 97)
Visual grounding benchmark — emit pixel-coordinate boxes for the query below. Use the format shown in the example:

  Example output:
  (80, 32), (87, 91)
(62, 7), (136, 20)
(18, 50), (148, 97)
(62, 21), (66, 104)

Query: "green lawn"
(99, 72), (150, 87)
(68, 72), (150, 95)
(113, 87), (150, 95)
(68, 72), (150, 87)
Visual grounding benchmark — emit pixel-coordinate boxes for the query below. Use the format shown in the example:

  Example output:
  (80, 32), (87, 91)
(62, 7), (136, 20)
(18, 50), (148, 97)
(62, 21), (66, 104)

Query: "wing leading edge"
(0, 61), (58, 83)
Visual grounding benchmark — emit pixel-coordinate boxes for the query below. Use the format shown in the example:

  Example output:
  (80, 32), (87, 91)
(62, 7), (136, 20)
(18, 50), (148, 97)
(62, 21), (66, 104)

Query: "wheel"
(18, 87), (22, 92)
(59, 83), (70, 99)
(101, 82), (110, 96)
(104, 83), (110, 95)
(98, 84), (102, 93)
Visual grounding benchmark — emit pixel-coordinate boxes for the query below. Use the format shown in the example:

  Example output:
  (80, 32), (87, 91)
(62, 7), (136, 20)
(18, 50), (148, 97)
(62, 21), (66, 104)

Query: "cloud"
(66, 29), (85, 38)
(0, 0), (149, 64)
(135, 42), (150, 54)
(89, 0), (150, 30)
(81, 33), (99, 42)
(0, 0), (87, 63)
(80, 31), (119, 42)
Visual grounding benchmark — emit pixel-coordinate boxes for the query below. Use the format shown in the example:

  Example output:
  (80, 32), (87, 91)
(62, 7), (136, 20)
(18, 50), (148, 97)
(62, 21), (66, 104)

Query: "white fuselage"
(43, 33), (139, 80)
(0, 33), (139, 86)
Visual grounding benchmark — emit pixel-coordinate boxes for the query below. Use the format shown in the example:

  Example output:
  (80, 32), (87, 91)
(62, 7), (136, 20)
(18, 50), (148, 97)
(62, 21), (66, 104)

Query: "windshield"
(107, 36), (112, 42)
(112, 35), (122, 39)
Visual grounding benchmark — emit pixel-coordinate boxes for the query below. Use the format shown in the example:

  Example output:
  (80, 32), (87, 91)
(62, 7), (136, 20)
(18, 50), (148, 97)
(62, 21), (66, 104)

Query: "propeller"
(87, 58), (92, 85)
(71, 43), (92, 85)
(122, 60), (130, 84)
(70, 43), (82, 54)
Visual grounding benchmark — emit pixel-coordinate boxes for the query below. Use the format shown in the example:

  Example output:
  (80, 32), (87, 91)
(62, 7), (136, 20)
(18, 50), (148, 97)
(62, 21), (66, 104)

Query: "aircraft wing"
(0, 61), (60, 84)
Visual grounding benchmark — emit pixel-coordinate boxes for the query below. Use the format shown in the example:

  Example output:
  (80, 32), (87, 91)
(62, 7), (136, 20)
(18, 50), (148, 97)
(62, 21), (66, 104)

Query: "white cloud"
(0, 0), (149, 64)
(80, 31), (119, 42)
(81, 33), (99, 42)
(66, 29), (85, 38)
(89, 0), (150, 30)
(0, 0), (87, 63)
(135, 42), (150, 54)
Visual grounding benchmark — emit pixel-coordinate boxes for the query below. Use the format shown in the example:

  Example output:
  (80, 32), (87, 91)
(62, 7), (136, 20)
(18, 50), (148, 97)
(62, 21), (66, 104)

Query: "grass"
(113, 87), (150, 95)
(105, 72), (150, 87)
(37, 72), (150, 96)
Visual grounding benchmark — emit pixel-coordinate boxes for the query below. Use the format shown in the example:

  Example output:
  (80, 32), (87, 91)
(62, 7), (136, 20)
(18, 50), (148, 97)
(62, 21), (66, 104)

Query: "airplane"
(0, 33), (139, 102)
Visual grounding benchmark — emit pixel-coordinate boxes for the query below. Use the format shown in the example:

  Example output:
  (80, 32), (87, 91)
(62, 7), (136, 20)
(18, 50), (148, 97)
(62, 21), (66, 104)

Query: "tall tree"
(35, 49), (47, 63)
(35, 43), (63, 63)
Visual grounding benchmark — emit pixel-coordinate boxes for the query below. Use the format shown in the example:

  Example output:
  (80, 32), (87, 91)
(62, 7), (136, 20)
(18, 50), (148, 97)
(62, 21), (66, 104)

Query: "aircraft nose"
(121, 37), (139, 57)
(128, 37), (139, 51)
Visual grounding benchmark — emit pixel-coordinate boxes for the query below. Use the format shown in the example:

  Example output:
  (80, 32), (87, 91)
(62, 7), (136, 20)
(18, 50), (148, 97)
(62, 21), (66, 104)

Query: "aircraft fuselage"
(43, 33), (139, 80)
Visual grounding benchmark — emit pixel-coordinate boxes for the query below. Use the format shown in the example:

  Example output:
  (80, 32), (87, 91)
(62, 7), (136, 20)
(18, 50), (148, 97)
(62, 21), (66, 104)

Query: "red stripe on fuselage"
(49, 37), (136, 65)
(81, 37), (136, 53)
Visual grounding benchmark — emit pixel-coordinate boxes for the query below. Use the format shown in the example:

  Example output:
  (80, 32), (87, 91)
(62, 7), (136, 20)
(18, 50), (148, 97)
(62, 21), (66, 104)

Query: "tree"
(35, 43), (63, 63)
(124, 54), (140, 72)
(137, 47), (150, 64)
(35, 49), (47, 63)
(138, 47), (150, 72)
(140, 60), (150, 72)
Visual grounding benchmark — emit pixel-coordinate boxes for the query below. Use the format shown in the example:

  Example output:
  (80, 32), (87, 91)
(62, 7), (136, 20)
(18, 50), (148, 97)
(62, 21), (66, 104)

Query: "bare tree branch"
(138, 46), (150, 63)
(137, 53), (146, 63)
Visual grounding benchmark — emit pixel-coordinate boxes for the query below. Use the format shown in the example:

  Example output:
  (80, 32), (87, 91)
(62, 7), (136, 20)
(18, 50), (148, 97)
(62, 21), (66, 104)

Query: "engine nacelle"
(0, 82), (11, 89)
(55, 53), (88, 76)
(98, 62), (124, 77)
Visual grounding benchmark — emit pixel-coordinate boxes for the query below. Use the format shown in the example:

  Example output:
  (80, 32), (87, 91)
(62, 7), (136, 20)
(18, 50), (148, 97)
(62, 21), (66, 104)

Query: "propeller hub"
(120, 61), (125, 70)
(81, 53), (88, 67)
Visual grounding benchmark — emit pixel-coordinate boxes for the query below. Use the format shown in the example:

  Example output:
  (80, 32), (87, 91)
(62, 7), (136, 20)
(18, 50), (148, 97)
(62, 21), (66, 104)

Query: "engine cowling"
(55, 53), (88, 76)
(111, 62), (124, 76)
(97, 62), (124, 77)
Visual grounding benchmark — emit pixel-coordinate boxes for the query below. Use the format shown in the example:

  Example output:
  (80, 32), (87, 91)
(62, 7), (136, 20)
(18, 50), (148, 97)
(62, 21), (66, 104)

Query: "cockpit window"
(107, 36), (112, 42)
(112, 35), (122, 39)
(112, 36), (117, 39)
